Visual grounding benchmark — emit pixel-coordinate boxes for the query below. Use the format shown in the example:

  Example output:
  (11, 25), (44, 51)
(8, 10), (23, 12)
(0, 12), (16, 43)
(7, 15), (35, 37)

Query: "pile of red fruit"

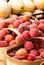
(2, 15), (43, 61)
(0, 15), (44, 61)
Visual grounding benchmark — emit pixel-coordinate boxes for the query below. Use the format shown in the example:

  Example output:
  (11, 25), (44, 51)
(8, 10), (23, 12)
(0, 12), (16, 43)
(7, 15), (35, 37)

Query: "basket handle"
(32, 12), (44, 19)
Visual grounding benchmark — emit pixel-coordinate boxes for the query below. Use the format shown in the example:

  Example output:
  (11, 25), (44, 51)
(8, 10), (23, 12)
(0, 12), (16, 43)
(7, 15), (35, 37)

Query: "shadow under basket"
(6, 45), (44, 65)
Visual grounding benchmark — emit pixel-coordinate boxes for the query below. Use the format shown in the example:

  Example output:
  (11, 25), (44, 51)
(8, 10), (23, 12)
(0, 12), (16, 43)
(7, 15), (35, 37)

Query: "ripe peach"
(0, 21), (6, 29)
(15, 35), (24, 44)
(18, 24), (26, 33)
(27, 25), (31, 30)
(9, 40), (16, 46)
(13, 20), (20, 28)
(6, 16), (18, 24)
(30, 24), (38, 30)
(0, 29), (9, 37)
(18, 17), (23, 23)
(5, 34), (14, 42)
(32, 20), (40, 25)
(15, 48), (27, 59)
(35, 56), (42, 60)
(30, 50), (38, 56)
(24, 41), (34, 51)
(0, 41), (8, 47)
(38, 48), (44, 53)
(40, 51), (44, 58)
(22, 30), (30, 40)
(38, 23), (44, 32)
(6, 18), (14, 24)
(30, 28), (40, 37)
(39, 20), (44, 24)
(23, 21), (31, 26)
(26, 54), (35, 61)
(22, 15), (29, 22)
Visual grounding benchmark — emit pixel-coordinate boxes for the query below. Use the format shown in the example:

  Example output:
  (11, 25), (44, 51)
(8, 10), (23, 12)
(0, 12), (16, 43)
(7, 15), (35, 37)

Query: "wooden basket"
(6, 45), (44, 65)
(0, 46), (16, 65)
(6, 12), (44, 65)
(0, 28), (21, 65)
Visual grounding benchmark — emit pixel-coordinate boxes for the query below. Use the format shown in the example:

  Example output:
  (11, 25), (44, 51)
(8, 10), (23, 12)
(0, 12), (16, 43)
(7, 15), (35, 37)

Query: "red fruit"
(35, 56), (42, 60)
(18, 24), (26, 33)
(6, 16), (18, 24)
(5, 35), (14, 42)
(24, 41), (34, 51)
(40, 43), (44, 49)
(30, 24), (38, 30)
(30, 50), (38, 56)
(0, 41), (8, 47)
(13, 20), (20, 28)
(34, 43), (40, 50)
(38, 48), (44, 53)
(0, 20), (6, 29)
(6, 19), (12, 24)
(40, 51), (44, 58)
(6, 18), (14, 24)
(15, 35), (24, 44)
(15, 48), (27, 59)
(39, 20), (44, 24)
(38, 23), (44, 32)
(30, 28), (40, 37)
(22, 15), (29, 22)
(27, 25), (31, 30)
(0, 29), (9, 37)
(26, 54), (35, 61)
(9, 40), (16, 46)
(23, 21), (31, 26)
(18, 17), (23, 23)
(32, 20), (40, 25)
(22, 31), (30, 40)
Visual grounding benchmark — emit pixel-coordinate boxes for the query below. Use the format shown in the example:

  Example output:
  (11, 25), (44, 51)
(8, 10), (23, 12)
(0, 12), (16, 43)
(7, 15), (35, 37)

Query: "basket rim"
(6, 46), (44, 64)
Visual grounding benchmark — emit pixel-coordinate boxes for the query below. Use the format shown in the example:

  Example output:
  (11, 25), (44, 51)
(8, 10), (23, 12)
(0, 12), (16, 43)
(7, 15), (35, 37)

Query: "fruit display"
(0, 1), (11, 18)
(0, 0), (44, 65)
(2, 14), (43, 65)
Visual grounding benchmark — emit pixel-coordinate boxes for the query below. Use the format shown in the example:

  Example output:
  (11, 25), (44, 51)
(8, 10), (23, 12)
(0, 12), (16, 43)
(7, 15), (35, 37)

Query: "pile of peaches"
(0, 15), (44, 61)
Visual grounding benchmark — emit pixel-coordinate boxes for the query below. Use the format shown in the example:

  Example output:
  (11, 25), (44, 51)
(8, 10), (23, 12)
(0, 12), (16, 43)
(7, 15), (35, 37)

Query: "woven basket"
(0, 46), (13, 65)
(6, 46), (44, 65)
(0, 28), (21, 65)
